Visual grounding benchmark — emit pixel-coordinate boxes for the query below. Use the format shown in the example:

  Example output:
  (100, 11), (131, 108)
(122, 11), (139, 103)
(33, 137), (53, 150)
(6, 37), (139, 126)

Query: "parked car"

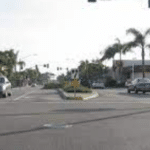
(0, 76), (12, 97)
(125, 80), (132, 87)
(31, 83), (37, 87)
(127, 77), (150, 94)
(92, 82), (105, 89)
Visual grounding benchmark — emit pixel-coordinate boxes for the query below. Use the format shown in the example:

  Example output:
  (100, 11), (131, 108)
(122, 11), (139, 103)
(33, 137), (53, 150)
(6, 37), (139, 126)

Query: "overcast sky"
(0, 0), (150, 77)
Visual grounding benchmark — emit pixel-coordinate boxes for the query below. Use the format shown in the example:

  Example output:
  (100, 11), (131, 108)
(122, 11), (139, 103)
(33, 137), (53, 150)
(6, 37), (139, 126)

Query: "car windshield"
(0, 78), (4, 83)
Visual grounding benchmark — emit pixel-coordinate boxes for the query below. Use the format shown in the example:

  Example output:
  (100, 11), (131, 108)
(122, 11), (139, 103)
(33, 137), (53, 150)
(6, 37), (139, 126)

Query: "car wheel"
(143, 91), (146, 94)
(128, 89), (130, 93)
(8, 91), (12, 96)
(3, 91), (8, 98)
(134, 87), (138, 94)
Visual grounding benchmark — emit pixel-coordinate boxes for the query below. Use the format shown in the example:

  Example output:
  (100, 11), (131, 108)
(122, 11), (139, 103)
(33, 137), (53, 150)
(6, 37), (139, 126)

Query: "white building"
(112, 60), (150, 83)
(40, 72), (55, 84)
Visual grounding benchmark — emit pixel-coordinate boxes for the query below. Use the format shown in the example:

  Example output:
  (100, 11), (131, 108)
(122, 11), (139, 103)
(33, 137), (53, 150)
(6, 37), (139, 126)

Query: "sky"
(0, 0), (150, 78)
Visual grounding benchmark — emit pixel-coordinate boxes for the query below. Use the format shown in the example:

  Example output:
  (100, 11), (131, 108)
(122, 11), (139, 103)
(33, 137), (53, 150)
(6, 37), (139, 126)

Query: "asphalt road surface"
(1, 86), (150, 150)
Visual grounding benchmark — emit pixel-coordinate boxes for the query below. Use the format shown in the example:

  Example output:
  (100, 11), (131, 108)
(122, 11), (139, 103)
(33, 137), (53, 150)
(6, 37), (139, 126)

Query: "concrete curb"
(57, 88), (99, 100)
(57, 88), (68, 99)
(83, 92), (99, 100)
(57, 88), (83, 100)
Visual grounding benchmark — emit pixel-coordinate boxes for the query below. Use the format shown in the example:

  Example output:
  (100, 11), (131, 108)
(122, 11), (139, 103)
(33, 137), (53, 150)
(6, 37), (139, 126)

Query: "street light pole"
(132, 63), (134, 81)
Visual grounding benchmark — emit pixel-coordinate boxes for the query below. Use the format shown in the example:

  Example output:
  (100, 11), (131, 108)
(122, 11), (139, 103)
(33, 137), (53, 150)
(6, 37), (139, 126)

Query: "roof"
(41, 72), (55, 76)
(113, 60), (150, 67)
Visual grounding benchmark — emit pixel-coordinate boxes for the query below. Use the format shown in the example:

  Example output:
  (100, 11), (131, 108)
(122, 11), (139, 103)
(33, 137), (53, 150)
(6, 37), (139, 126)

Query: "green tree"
(78, 59), (105, 87)
(123, 28), (150, 78)
(18, 60), (26, 71)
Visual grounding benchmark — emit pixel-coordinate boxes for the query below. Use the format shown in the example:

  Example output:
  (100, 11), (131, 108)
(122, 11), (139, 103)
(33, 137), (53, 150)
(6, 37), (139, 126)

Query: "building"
(40, 72), (55, 84)
(112, 60), (150, 84)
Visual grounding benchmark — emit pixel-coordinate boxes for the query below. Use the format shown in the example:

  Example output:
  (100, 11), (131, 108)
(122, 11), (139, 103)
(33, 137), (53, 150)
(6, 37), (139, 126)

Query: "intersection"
(1, 86), (150, 149)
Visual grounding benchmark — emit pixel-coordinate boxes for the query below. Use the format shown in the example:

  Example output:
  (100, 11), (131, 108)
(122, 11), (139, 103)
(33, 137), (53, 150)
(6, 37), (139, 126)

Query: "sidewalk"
(57, 89), (99, 100)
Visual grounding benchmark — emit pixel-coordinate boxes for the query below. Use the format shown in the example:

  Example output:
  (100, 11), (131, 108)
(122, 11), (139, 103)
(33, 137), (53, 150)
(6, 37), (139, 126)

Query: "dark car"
(127, 78), (150, 94)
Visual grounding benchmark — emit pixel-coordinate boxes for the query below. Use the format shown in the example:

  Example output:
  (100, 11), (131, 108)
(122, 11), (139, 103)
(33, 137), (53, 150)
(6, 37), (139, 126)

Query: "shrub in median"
(63, 84), (92, 93)
(43, 82), (63, 89)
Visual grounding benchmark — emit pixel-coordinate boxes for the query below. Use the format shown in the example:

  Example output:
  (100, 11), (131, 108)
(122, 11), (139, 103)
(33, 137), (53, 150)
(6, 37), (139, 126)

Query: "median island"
(43, 80), (98, 100)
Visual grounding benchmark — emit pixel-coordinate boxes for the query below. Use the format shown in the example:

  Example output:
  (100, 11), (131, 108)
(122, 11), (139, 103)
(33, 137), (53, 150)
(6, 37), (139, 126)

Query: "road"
(1, 86), (150, 150)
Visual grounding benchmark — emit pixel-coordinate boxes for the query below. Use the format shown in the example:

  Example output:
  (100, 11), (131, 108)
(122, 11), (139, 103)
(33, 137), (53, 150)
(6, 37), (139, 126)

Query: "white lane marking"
(14, 116), (32, 118)
(14, 91), (35, 101)
(43, 124), (72, 129)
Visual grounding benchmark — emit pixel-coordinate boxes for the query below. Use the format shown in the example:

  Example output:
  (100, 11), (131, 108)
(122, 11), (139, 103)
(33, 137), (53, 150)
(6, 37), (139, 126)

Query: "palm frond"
(115, 38), (121, 44)
(122, 42), (138, 54)
(144, 28), (150, 38)
(126, 28), (142, 37)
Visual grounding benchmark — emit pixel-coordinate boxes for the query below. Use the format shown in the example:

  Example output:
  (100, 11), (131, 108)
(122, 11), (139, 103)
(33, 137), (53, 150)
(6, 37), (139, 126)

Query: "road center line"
(14, 91), (35, 101)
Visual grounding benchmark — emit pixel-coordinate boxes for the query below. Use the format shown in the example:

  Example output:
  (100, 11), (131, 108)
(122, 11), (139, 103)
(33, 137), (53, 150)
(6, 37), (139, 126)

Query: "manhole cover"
(43, 124), (72, 129)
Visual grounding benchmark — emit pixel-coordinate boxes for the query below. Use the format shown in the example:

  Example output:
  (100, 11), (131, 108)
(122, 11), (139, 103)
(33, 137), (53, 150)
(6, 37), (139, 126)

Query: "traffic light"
(57, 67), (59, 70)
(47, 64), (49, 68)
(88, 0), (96, 2)
(43, 64), (46, 67)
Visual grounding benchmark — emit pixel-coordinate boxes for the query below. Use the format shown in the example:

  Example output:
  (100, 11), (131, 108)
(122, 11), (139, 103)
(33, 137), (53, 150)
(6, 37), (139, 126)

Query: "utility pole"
(132, 63), (134, 81)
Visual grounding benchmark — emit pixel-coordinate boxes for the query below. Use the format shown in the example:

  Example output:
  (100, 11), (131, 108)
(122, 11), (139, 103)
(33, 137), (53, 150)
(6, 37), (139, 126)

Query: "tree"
(14, 50), (19, 72)
(18, 60), (26, 71)
(123, 28), (150, 78)
(78, 59), (105, 87)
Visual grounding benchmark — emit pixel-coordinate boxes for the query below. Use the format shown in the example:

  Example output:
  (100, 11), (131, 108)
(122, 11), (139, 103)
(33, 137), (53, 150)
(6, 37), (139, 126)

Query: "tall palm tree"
(14, 51), (19, 72)
(123, 28), (150, 78)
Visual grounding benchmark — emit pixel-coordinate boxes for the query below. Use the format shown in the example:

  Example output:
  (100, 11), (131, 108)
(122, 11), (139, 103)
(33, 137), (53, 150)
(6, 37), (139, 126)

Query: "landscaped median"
(57, 88), (99, 100)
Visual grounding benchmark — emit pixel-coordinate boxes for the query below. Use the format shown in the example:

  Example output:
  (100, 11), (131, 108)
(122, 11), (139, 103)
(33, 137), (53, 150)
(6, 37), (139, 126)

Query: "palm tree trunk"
(119, 51), (122, 82)
(142, 46), (145, 78)
(120, 51), (121, 61)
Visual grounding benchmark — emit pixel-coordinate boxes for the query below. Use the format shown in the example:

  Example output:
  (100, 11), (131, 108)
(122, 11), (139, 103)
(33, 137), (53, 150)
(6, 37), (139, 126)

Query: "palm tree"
(18, 60), (26, 71)
(123, 28), (150, 78)
(14, 51), (19, 72)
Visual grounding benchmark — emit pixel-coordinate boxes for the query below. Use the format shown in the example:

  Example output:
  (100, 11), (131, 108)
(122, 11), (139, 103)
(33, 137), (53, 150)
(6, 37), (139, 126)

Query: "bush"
(105, 76), (117, 87)
(63, 84), (92, 93)
(43, 82), (63, 89)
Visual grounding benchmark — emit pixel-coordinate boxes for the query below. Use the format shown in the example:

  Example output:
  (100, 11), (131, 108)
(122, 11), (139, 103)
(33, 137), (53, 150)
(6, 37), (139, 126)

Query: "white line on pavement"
(14, 91), (35, 101)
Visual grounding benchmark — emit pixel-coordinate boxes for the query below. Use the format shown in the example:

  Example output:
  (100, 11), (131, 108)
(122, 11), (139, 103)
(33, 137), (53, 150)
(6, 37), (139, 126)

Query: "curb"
(83, 92), (99, 100)
(57, 88), (99, 100)
(57, 88), (83, 100)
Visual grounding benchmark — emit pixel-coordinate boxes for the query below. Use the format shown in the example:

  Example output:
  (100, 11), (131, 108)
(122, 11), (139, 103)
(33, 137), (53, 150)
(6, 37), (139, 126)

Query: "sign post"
(71, 68), (79, 98)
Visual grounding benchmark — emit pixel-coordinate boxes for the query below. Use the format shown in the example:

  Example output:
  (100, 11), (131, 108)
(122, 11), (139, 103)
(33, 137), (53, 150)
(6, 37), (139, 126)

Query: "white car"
(0, 76), (12, 97)
(92, 82), (105, 89)
(125, 81), (132, 87)
(31, 83), (37, 87)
